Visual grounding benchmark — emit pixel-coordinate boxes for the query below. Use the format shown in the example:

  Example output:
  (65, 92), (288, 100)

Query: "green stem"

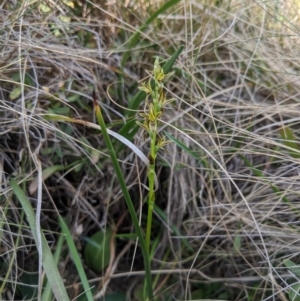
(146, 114), (158, 254)
(146, 163), (155, 253)
(150, 131), (157, 160)
(93, 92), (153, 300)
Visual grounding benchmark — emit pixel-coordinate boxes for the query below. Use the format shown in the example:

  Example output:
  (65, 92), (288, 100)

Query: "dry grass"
(1, 0), (300, 300)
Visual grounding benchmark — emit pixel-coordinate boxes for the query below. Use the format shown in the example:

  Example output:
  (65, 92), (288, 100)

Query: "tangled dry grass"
(1, 0), (300, 300)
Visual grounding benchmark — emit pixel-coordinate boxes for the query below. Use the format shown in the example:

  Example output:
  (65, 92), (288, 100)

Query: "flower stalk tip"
(136, 58), (174, 255)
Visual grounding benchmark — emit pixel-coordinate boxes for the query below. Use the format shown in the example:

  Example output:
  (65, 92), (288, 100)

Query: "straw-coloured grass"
(1, 0), (300, 300)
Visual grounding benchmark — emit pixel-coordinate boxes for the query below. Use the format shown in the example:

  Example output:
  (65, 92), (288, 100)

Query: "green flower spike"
(136, 58), (174, 256)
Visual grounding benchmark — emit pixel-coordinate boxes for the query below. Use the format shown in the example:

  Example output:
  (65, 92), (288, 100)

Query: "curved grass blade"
(59, 217), (94, 301)
(9, 179), (70, 301)
(121, 0), (181, 68)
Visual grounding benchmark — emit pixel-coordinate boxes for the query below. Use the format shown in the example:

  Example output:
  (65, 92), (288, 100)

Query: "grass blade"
(93, 91), (154, 300)
(121, 0), (181, 68)
(279, 126), (300, 159)
(42, 232), (65, 301)
(153, 203), (193, 252)
(164, 131), (209, 169)
(9, 179), (70, 301)
(59, 217), (94, 301)
(284, 259), (300, 278)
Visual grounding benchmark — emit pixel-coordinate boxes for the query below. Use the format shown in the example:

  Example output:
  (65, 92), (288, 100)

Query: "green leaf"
(284, 259), (300, 301)
(83, 228), (114, 273)
(289, 283), (300, 301)
(39, 3), (51, 13)
(233, 220), (242, 252)
(233, 234), (241, 252)
(59, 15), (71, 23)
(10, 87), (21, 100)
(66, 94), (81, 102)
(48, 106), (70, 115)
(279, 126), (300, 158)
(284, 259), (300, 278)
(24, 73), (35, 87)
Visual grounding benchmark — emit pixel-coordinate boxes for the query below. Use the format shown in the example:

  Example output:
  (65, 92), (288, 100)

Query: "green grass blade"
(279, 126), (300, 159)
(284, 259), (300, 301)
(239, 154), (292, 204)
(115, 119), (139, 154)
(59, 217), (94, 301)
(164, 132), (209, 169)
(42, 232), (65, 301)
(161, 45), (184, 77)
(289, 284), (300, 301)
(121, 0), (181, 68)
(153, 203), (193, 252)
(93, 91), (154, 300)
(9, 179), (70, 301)
(127, 45), (183, 117)
(284, 259), (300, 278)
